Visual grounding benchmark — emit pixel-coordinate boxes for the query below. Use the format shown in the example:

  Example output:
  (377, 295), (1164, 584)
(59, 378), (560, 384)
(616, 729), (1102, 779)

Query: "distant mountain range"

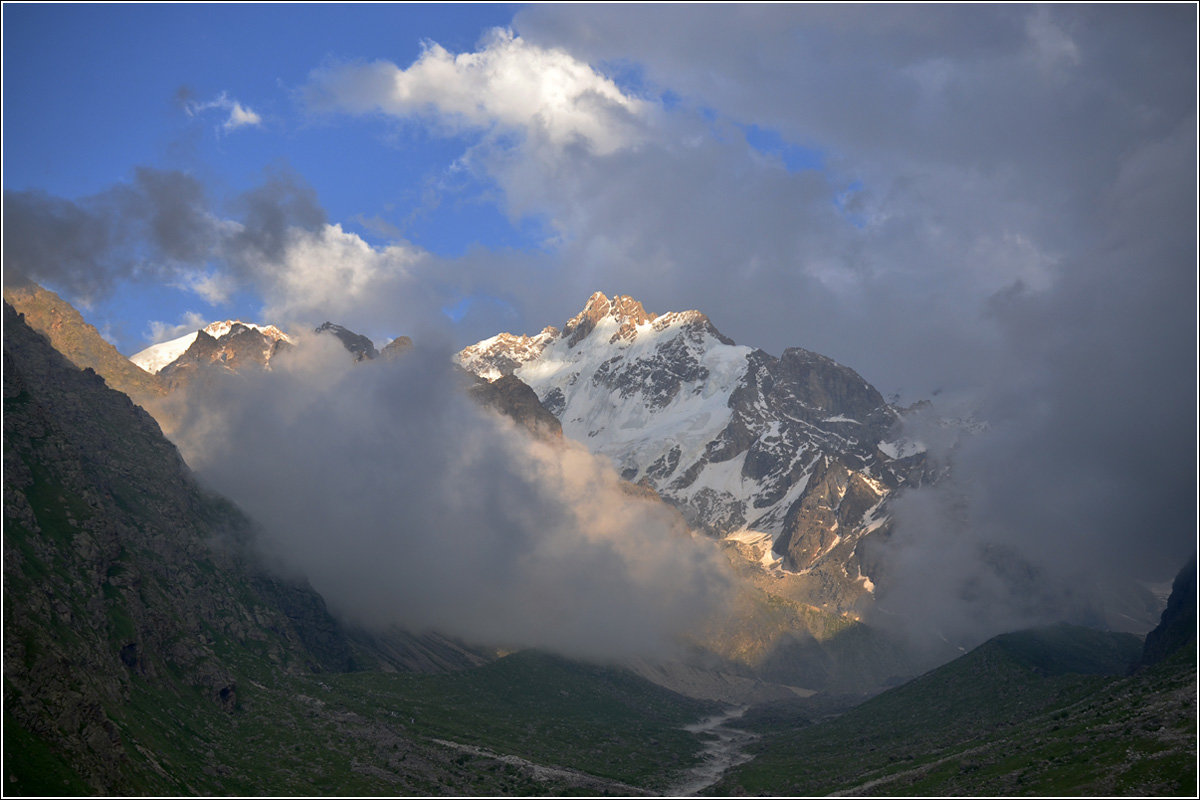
(27, 285), (930, 620)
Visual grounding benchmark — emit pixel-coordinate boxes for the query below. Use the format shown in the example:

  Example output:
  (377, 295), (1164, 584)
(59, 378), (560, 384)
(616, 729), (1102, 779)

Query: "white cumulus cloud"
(305, 27), (645, 155)
(146, 310), (208, 344)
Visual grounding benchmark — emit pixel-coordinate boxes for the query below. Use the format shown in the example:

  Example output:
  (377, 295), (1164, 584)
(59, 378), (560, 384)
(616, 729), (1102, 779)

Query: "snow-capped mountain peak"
(563, 292), (656, 347)
(130, 320), (294, 374)
(129, 331), (202, 374)
(458, 292), (928, 609)
(202, 320), (293, 345)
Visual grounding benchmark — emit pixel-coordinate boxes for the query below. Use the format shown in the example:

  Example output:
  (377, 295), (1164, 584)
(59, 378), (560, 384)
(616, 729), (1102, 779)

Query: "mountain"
(719, 617), (1195, 796)
(3, 282), (165, 402)
(129, 319), (393, 381)
(380, 335), (414, 359)
(2, 302), (740, 795)
(314, 320), (379, 360)
(468, 373), (564, 441)
(130, 320), (294, 375)
(4, 301), (349, 790)
(129, 320), (295, 390)
(458, 292), (930, 612)
(1140, 555), (1198, 668)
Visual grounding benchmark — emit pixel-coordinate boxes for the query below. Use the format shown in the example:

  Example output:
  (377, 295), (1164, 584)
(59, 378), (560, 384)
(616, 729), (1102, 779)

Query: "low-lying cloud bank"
(155, 336), (732, 662)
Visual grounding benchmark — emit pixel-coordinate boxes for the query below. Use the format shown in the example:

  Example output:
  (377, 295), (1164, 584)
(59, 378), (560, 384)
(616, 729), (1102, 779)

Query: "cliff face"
(468, 373), (564, 441)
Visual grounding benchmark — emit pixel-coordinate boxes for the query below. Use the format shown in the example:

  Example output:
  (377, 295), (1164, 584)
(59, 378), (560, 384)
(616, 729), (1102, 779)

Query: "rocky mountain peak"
(314, 322), (378, 361)
(202, 320), (293, 345)
(455, 290), (927, 606)
(458, 328), (561, 380)
(379, 335), (414, 359)
(155, 322), (294, 389)
(563, 292), (658, 347)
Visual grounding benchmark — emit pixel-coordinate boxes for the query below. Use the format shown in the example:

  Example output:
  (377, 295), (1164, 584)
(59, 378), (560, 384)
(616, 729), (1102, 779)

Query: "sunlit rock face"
(131, 319), (389, 388)
(458, 292), (931, 609)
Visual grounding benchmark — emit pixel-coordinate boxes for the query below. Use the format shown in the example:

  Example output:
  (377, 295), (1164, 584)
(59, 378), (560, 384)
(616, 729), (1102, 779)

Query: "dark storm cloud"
(118, 167), (219, 263)
(3, 188), (117, 298)
(867, 112), (1195, 647)
(226, 168), (327, 264)
(2, 166), (327, 297)
(2, 168), (218, 298)
(154, 335), (733, 661)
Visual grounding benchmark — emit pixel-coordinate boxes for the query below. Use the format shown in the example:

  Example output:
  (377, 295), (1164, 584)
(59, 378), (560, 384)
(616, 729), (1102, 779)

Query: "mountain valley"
(3, 285), (1194, 796)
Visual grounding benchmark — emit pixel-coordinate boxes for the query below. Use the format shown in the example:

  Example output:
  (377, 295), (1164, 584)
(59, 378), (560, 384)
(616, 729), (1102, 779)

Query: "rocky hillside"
(459, 292), (931, 611)
(1140, 555), (1198, 668)
(468, 374), (563, 441)
(3, 282), (165, 402)
(314, 320), (379, 361)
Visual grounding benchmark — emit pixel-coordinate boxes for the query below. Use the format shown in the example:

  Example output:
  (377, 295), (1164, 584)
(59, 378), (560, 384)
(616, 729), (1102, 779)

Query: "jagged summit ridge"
(459, 292), (734, 381)
(130, 320), (293, 374)
(564, 292), (655, 346)
(129, 318), (395, 377)
(314, 321), (378, 361)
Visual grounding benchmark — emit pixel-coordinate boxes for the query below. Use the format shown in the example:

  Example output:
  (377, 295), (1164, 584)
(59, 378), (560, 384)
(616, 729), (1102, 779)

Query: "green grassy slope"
(330, 650), (721, 789)
(719, 623), (1196, 796)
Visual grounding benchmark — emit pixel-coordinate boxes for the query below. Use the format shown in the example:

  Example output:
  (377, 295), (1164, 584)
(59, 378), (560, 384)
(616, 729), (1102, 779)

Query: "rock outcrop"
(3, 282), (165, 402)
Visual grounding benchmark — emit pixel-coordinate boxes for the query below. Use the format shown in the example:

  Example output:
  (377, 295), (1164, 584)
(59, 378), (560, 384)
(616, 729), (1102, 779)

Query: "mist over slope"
(153, 332), (735, 662)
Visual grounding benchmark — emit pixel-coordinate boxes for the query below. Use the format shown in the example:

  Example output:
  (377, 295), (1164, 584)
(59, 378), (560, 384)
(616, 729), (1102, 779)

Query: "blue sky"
(4, 3), (534, 343)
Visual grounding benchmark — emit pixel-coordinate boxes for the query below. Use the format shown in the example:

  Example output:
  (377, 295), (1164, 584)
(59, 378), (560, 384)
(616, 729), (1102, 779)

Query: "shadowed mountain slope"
(719, 607), (1196, 796)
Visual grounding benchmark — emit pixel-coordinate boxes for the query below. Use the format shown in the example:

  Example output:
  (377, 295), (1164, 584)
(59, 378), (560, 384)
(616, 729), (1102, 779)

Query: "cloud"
(241, 222), (429, 331)
(2, 163), (493, 348)
(146, 310), (208, 344)
(867, 114), (1197, 646)
(304, 27), (646, 156)
(154, 335), (733, 661)
(1024, 6), (1081, 74)
(2, 167), (222, 303)
(482, 4), (1193, 644)
(185, 91), (263, 132)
